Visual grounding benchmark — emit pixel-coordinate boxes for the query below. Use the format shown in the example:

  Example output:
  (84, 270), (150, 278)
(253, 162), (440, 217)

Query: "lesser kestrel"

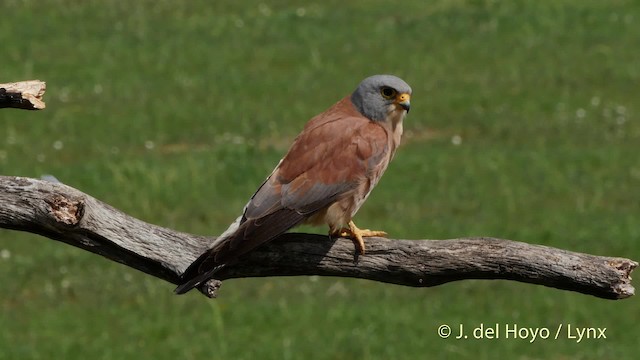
(176, 74), (412, 293)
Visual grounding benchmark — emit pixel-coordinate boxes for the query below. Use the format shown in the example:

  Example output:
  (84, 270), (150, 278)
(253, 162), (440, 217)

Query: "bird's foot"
(332, 220), (387, 255)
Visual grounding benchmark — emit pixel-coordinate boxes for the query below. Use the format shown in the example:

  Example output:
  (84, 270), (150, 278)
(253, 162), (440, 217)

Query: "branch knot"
(44, 194), (84, 226)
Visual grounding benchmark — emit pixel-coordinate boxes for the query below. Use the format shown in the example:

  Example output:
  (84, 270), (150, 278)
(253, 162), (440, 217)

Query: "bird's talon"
(361, 230), (387, 237)
(351, 235), (366, 255)
(330, 221), (388, 255)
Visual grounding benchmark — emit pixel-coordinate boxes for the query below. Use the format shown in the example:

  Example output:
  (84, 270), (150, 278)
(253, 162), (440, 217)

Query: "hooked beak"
(396, 93), (411, 112)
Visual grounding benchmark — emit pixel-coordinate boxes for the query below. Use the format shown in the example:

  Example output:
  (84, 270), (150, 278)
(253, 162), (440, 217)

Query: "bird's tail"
(175, 216), (243, 294)
(174, 254), (226, 294)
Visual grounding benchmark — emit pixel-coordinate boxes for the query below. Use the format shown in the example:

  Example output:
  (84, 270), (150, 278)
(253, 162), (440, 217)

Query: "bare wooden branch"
(0, 175), (636, 300)
(0, 80), (46, 110)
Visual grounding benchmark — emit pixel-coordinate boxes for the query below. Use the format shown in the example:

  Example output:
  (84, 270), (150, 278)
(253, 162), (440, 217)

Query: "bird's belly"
(305, 176), (381, 233)
(306, 148), (392, 232)
(305, 201), (349, 231)
(304, 200), (351, 233)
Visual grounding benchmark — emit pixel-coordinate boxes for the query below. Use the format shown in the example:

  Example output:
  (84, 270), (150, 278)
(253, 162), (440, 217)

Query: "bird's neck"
(387, 110), (406, 154)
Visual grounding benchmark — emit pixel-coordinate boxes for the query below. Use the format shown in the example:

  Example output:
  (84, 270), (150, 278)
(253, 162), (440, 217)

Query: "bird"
(175, 74), (412, 294)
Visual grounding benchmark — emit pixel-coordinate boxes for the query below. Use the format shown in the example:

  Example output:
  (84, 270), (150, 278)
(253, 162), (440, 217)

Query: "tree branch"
(0, 175), (636, 300)
(0, 80), (46, 110)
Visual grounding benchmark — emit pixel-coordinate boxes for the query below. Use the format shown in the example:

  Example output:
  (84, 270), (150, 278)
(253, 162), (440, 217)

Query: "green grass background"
(1, 0), (639, 358)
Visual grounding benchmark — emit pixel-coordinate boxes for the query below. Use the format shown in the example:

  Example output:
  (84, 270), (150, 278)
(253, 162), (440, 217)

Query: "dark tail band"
(174, 263), (226, 294)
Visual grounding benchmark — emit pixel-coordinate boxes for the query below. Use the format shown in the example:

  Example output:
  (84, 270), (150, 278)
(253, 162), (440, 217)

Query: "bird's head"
(350, 74), (412, 123)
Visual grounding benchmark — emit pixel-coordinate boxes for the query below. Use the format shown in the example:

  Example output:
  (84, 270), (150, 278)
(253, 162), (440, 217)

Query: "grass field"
(1, 0), (639, 358)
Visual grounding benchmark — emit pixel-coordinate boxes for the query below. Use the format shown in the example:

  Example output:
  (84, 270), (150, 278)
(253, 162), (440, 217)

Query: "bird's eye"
(380, 87), (396, 99)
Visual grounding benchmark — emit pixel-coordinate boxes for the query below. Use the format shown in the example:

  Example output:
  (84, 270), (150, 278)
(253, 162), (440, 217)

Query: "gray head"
(350, 74), (412, 122)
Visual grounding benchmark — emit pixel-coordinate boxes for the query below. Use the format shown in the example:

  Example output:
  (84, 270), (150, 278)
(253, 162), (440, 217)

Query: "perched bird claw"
(334, 220), (387, 255)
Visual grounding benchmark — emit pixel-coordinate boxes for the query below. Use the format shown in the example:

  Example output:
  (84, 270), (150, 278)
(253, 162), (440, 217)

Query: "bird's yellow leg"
(335, 220), (387, 255)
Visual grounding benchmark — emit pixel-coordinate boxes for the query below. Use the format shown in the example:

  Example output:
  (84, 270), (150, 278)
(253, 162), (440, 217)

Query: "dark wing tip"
(174, 250), (221, 295)
(175, 263), (226, 294)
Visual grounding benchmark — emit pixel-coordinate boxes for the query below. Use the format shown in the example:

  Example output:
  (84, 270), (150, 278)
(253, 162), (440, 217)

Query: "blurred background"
(1, 0), (638, 358)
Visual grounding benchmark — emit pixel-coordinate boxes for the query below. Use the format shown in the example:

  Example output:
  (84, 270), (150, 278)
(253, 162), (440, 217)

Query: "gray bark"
(0, 175), (636, 299)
